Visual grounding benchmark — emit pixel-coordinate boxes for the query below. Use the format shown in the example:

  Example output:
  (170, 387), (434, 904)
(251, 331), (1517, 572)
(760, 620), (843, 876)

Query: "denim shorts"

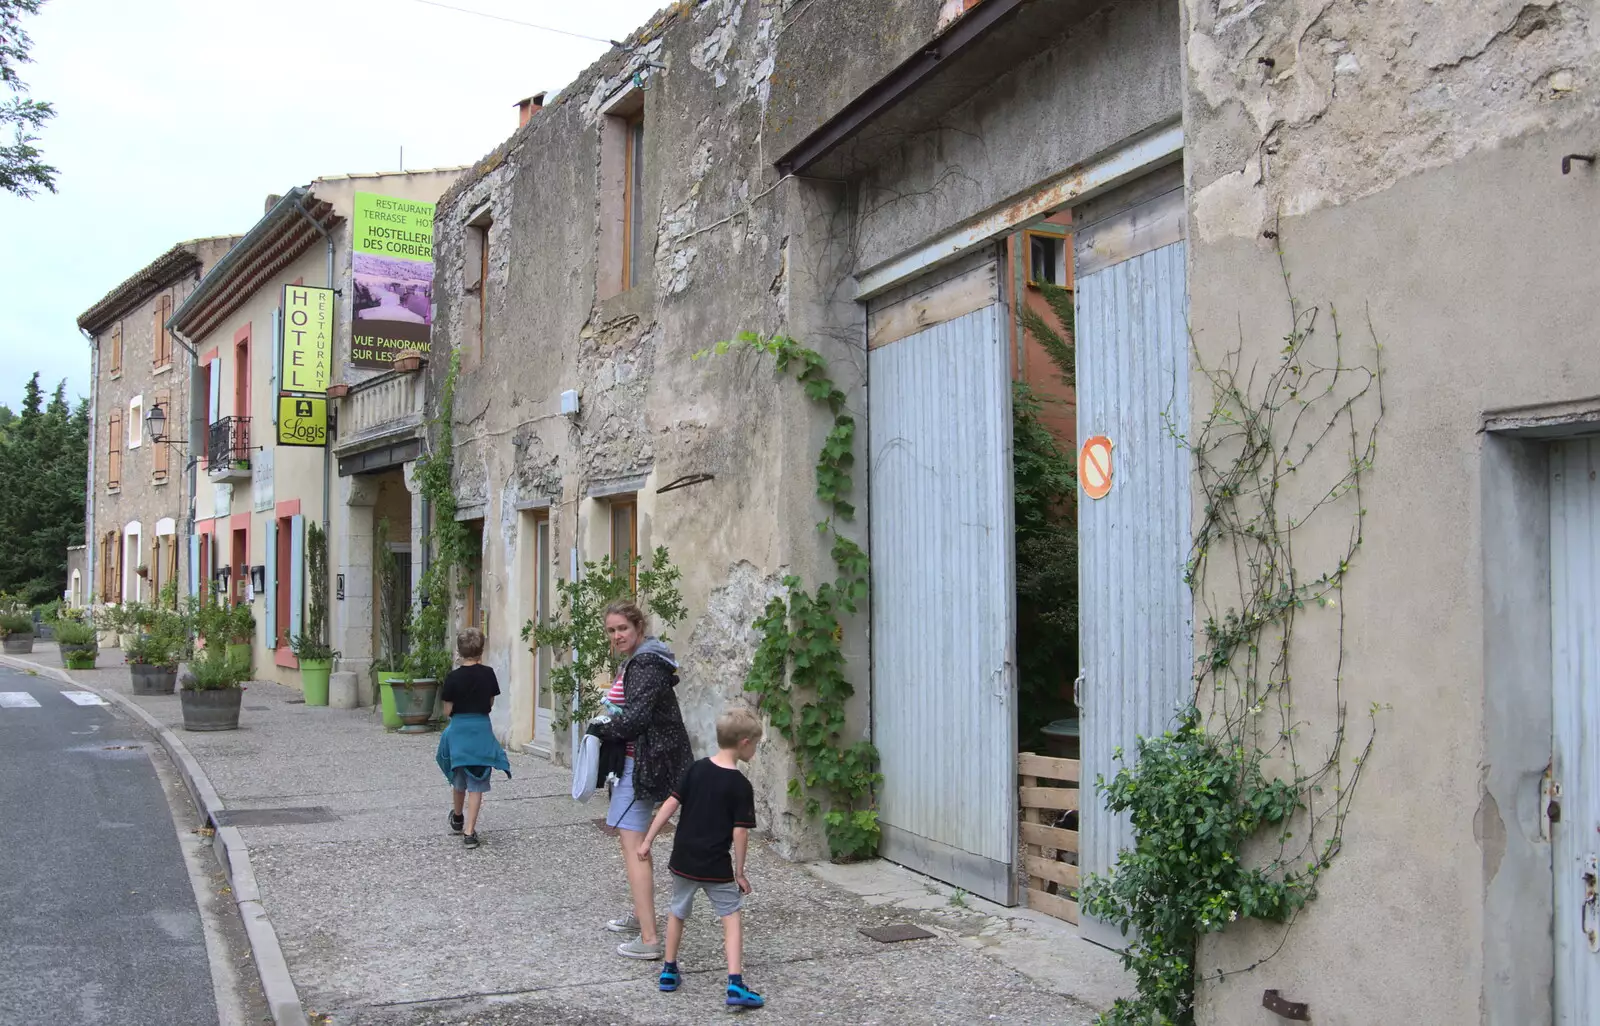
(452, 766), (493, 794)
(605, 757), (654, 833)
(670, 874), (744, 920)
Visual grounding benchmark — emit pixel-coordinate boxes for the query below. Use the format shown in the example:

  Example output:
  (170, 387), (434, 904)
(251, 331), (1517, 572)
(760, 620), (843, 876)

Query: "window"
(599, 86), (647, 299)
(153, 294), (174, 368)
(1027, 232), (1068, 287)
(235, 335), (250, 419)
(625, 113), (647, 290)
(610, 496), (637, 592)
(232, 528), (249, 606)
(275, 518), (292, 639)
(109, 321), (123, 376)
(128, 396), (143, 449)
(107, 409), (123, 490)
(462, 519), (486, 635)
(532, 513), (553, 740)
(464, 208), (492, 364)
(152, 391), (170, 481)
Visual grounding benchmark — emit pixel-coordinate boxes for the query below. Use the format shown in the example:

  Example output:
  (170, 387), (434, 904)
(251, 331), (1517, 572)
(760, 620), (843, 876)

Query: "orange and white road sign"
(1080, 435), (1113, 500)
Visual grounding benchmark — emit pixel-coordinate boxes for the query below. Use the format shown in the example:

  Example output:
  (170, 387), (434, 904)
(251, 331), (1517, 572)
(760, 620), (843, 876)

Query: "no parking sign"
(1080, 435), (1113, 500)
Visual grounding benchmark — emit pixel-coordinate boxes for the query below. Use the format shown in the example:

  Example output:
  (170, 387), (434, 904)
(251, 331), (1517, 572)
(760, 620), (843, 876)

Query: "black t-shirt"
(441, 663), (500, 716)
(669, 758), (757, 882)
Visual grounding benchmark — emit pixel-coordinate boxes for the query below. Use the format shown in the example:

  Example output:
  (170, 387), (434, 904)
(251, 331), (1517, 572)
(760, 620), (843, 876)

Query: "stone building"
(424, 0), (1600, 1021)
(168, 170), (460, 690)
(77, 236), (238, 608)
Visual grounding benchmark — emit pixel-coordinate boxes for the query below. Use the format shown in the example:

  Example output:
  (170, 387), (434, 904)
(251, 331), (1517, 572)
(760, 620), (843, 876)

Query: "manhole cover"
(859, 924), (937, 944)
(213, 806), (339, 827)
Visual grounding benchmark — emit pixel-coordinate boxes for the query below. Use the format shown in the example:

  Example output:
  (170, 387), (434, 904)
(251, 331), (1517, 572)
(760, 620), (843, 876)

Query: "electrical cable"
(403, 0), (624, 47)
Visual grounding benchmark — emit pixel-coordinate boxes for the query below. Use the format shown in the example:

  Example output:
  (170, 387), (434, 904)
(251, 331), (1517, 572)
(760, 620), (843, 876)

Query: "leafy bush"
(185, 646), (246, 691)
(64, 649), (96, 669)
(122, 605), (189, 668)
(53, 619), (97, 646)
(0, 612), (34, 636)
(228, 602), (255, 644)
(33, 599), (61, 623)
(291, 522), (337, 662)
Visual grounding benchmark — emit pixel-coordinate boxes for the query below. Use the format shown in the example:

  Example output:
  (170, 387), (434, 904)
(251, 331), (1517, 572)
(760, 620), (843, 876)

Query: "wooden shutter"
(110, 322), (123, 375)
(162, 296), (173, 365)
(265, 519), (278, 648)
(153, 391), (170, 479)
(107, 410), (123, 488)
(289, 515), (305, 643)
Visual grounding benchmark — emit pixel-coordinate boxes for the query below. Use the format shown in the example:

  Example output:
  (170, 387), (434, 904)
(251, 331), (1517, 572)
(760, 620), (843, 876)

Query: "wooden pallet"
(1019, 752), (1080, 925)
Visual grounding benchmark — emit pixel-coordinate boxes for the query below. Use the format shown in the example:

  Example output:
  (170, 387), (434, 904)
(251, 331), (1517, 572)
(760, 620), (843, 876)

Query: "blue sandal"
(658, 965), (680, 992)
(726, 981), (764, 1008)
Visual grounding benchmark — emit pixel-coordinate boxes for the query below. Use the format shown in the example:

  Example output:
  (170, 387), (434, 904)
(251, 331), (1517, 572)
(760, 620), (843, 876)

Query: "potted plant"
(180, 645), (246, 731)
(226, 602), (255, 677)
(392, 348), (424, 373)
(372, 519), (410, 729)
(34, 600), (61, 641)
(291, 522), (337, 706)
(326, 383), (351, 399)
(126, 605), (184, 695)
(388, 586), (447, 734)
(54, 618), (100, 668)
(135, 563), (150, 580)
(0, 612), (35, 654)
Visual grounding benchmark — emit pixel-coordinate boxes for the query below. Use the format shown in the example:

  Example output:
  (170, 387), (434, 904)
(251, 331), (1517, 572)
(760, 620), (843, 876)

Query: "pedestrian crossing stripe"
(0, 692), (41, 707)
(61, 691), (107, 706)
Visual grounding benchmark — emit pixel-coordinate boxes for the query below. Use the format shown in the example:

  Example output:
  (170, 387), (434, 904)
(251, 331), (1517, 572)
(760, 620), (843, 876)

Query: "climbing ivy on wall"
(694, 332), (881, 860)
(1081, 243), (1386, 1026)
(404, 349), (468, 682)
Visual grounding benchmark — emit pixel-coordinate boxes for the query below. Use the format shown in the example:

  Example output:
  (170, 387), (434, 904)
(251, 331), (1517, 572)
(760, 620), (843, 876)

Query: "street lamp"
(146, 402), (186, 448)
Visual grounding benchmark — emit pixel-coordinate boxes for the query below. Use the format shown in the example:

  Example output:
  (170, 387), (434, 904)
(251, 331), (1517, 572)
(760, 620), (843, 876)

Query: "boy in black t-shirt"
(437, 628), (505, 849)
(638, 707), (765, 1009)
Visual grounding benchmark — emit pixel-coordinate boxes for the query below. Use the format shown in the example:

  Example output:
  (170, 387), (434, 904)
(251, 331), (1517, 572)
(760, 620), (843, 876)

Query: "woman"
(586, 599), (694, 960)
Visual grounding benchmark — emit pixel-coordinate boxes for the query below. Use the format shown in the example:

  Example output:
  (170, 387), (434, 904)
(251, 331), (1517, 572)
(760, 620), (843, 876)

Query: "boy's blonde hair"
(456, 627), (486, 659)
(716, 706), (765, 749)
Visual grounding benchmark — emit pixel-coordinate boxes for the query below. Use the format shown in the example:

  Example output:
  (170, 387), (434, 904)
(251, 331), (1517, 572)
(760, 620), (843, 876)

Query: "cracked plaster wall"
(426, 0), (868, 858)
(1183, 3), (1600, 1023)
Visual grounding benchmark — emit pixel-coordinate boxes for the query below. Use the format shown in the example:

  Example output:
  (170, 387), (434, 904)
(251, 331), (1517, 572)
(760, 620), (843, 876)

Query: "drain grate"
(244, 705), (269, 711)
(213, 806), (339, 827)
(859, 924), (937, 944)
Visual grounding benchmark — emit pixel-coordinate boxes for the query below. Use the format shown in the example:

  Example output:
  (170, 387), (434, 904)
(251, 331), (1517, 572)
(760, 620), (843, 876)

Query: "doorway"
(1549, 437), (1600, 1019)
(530, 511), (555, 752)
(867, 249), (1018, 906)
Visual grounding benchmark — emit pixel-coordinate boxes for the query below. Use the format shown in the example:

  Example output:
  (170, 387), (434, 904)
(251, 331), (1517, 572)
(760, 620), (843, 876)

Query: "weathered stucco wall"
(429, 0), (867, 856)
(1183, 2), (1600, 1021)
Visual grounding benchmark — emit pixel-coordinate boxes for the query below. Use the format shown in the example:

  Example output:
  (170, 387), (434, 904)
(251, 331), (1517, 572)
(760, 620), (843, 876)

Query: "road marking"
(0, 692), (42, 708)
(60, 691), (107, 706)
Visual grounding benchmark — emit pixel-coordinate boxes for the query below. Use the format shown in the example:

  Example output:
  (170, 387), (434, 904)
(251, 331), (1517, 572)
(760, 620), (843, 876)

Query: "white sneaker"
(616, 936), (664, 960)
(605, 911), (640, 934)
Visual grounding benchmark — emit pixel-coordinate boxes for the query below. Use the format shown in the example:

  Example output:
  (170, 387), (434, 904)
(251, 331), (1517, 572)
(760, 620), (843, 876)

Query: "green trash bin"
(1040, 718), (1080, 762)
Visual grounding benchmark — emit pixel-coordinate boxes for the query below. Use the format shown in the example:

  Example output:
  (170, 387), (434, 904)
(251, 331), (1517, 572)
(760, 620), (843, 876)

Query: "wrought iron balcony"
(207, 416), (251, 480)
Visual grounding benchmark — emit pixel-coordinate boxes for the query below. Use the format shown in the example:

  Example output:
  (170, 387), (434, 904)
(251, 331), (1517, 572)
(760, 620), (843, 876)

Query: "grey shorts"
(669, 873), (744, 920)
(452, 767), (492, 794)
(606, 757), (655, 833)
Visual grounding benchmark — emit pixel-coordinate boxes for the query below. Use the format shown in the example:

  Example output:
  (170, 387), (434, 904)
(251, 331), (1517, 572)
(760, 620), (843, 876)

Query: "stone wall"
(1182, 2), (1600, 1022)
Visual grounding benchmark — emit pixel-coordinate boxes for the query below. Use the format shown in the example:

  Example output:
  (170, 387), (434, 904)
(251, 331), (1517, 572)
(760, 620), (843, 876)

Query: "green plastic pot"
(300, 658), (333, 706)
(377, 671), (407, 730)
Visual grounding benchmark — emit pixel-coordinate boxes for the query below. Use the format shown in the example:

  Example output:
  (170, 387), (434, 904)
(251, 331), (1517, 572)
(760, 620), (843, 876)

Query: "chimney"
(515, 91), (546, 128)
(265, 194), (282, 214)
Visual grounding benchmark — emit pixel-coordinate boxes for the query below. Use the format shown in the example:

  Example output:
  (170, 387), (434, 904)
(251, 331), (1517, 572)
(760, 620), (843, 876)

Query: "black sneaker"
(463, 833), (480, 849)
(448, 811), (465, 834)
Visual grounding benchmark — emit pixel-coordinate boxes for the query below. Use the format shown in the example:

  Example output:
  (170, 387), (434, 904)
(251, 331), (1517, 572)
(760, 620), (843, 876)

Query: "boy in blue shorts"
(638, 706), (765, 1009)
(435, 627), (509, 849)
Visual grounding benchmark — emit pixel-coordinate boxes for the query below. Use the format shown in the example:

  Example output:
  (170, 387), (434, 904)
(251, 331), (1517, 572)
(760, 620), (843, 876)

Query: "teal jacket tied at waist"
(435, 713), (512, 782)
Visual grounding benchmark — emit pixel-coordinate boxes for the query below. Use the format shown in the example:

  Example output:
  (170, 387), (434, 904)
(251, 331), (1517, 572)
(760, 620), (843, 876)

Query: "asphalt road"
(0, 665), (218, 1026)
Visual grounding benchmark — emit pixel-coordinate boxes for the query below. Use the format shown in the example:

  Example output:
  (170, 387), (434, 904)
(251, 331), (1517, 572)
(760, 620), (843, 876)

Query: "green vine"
(521, 547), (686, 724)
(405, 348), (468, 682)
(1081, 245), (1385, 1025)
(694, 331), (879, 860)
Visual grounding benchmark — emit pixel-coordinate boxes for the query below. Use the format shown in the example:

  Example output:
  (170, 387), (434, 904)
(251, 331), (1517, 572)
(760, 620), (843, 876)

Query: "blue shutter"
(188, 533), (199, 597)
(265, 520), (278, 647)
(270, 307), (281, 430)
(289, 514), (305, 643)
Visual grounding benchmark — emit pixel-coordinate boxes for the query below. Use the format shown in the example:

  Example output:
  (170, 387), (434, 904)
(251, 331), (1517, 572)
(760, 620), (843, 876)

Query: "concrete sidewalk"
(8, 644), (1127, 1026)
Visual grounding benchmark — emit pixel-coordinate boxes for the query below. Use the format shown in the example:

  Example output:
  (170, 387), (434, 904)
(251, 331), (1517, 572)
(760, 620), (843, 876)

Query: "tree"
(1, 0), (57, 198)
(0, 373), (86, 602)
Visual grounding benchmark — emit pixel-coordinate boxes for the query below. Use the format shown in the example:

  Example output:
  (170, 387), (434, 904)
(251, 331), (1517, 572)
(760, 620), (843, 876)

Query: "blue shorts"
(452, 766), (493, 794)
(606, 757), (654, 833)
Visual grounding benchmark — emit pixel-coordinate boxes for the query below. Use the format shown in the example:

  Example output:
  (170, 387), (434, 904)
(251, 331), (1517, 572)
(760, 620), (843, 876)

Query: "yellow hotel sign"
(278, 396), (328, 447)
(281, 285), (333, 394)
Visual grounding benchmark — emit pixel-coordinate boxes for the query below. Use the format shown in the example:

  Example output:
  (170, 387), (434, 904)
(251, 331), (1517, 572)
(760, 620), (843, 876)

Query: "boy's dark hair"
(456, 627), (485, 659)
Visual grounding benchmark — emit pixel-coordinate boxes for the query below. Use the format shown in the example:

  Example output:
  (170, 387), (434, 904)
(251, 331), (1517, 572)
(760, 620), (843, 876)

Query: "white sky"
(0, 0), (668, 410)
